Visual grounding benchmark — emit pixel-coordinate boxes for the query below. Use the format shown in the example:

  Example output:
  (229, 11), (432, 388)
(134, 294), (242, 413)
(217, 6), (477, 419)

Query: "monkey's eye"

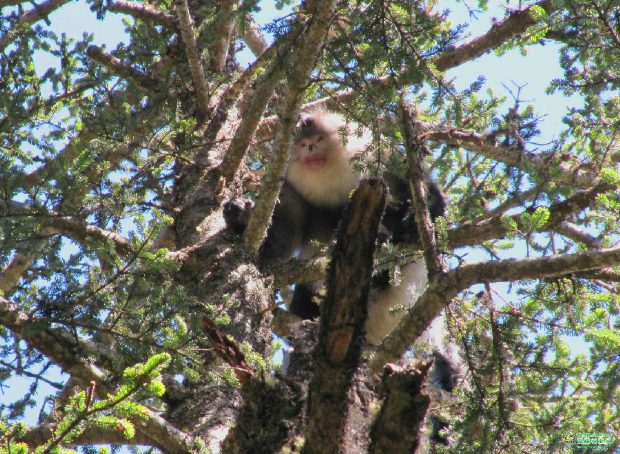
(316, 136), (324, 143)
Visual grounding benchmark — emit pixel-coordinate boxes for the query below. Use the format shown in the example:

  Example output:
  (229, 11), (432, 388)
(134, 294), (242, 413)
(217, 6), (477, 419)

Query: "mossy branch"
(174, 0), (210, 120)
(242, 0), (338, 255)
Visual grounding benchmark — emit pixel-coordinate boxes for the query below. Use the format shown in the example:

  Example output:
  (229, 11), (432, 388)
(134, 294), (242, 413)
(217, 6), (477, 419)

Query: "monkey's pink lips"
(302, 154), (328, 170)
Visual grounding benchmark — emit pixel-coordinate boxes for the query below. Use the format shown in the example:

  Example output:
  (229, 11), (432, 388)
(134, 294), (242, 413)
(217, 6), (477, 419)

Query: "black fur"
(224, 177), (446, 318)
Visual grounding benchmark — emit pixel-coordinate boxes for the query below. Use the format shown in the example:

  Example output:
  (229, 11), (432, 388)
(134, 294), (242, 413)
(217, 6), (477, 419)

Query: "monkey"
(223, 109), (453, 359)
(224, 110), (460, 447)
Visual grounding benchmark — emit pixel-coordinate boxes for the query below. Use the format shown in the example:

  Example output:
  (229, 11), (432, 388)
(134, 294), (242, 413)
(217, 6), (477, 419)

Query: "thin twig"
(0, 0), (71, 52)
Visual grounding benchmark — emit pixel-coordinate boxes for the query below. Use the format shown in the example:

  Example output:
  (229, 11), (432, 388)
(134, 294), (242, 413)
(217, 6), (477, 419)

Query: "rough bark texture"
(166, 150), (276, 451)
(304, 179), (386, 454)
(369, 362), (432, 454)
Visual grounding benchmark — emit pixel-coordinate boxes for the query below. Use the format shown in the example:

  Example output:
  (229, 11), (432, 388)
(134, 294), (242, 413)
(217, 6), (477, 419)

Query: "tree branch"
(239, 13), (268, 56)
(305, 180), (386, 454)
(402, 104), (442, 278)
(212, 28), (296, 174)
(18, 422), (156, 449)
(208, 0), (239, 72)
(0, 236), (50, 296)
(0, 0), (71, 52)
(272, 307), (303, 339)
(270, 182), (614, 293)
(23, 104), (169, 191)
(174, 0), (210, 120)
(242, 0), (338, 255)
(270, 256), (329, 288)
(0, 295), (115, 387)
(199, 12), (275, 163)
(553, 221), (601, 249)
(9, 120), (161, 297)
(252, 1), (561, 138)
(132, 412), (197, 454)
(424, 127), (598, 188)
(433, 0), (559, 71)
(370, 244), (620, 370)
(368, 363), (432, 454)
(10, 101), (167, 292)
(0, 0), (28, 7)
(108, 1), (178, 29)
(38, 217), (134, 258)
(0, 358), (63, 389)
(446, 182), (616, 250)
(0, 295), (198, 453)
(216, 67), (283, 177)
(24, 83), (98, 115)
(575, 269), (620, 283)
(473, 186), (541, 222)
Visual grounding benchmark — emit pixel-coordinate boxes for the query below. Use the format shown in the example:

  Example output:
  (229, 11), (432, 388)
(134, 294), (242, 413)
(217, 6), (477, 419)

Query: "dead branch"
(305, 179), (386, 454)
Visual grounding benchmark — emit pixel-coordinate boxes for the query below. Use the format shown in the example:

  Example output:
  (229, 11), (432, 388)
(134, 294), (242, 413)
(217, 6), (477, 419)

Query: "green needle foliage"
(1, 0), (620, 453)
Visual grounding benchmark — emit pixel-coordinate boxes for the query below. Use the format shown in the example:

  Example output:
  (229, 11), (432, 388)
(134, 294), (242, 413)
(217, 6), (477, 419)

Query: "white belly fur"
(365, 260), (444, 347)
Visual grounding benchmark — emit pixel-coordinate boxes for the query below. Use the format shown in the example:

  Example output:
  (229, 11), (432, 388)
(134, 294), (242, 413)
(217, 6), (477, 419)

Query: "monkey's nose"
(308, 144), (314, 152)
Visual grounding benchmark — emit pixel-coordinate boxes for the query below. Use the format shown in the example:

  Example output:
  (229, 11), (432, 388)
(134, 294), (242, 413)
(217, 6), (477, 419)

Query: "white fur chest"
(286, 154), (362, 208)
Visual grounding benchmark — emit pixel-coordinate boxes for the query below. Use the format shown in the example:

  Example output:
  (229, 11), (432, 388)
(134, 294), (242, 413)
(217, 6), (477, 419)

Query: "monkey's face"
(294, 133), (334, 171)
(287, 111), (367, 208)
(295, 126), (340, 171)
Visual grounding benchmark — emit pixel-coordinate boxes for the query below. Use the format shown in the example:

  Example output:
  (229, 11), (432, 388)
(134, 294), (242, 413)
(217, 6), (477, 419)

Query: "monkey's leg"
(288, 282), (322, 319)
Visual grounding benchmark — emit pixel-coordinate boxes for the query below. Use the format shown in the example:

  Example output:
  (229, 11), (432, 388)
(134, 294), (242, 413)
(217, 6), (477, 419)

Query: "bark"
(369, 362), (432, 454)
(304, 179), (386, 454)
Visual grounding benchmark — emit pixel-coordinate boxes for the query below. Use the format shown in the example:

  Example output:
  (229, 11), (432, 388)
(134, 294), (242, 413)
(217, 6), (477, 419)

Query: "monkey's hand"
(223, 198), (254, 234)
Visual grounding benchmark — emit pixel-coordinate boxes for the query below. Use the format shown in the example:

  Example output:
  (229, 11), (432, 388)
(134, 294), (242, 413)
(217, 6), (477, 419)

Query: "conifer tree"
(1, 0), (619, 452)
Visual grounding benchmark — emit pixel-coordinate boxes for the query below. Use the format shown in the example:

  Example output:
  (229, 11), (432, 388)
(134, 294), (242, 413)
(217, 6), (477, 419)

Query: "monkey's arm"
(381, 176), (446, 245)
(223, 182), (308, 263)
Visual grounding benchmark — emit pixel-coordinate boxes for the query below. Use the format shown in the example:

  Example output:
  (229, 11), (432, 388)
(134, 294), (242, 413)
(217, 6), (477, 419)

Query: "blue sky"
(5, 0), (592, 442)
